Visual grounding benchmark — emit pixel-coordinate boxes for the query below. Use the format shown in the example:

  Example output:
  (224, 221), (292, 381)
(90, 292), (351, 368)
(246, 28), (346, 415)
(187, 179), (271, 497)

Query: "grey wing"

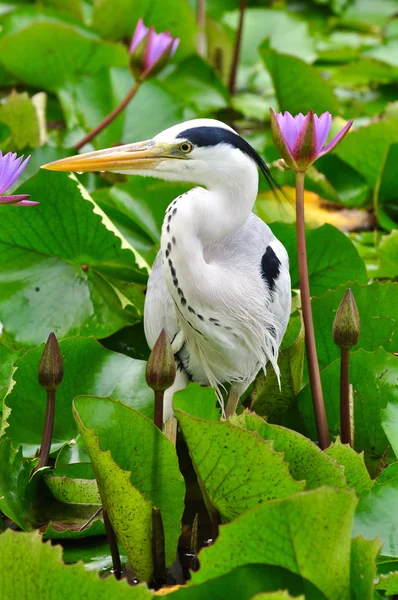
(144, 251), (180, 349)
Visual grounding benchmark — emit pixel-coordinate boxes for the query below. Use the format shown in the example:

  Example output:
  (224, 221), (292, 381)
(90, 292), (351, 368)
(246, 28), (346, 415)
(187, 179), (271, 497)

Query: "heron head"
(42, 119), (273, 188)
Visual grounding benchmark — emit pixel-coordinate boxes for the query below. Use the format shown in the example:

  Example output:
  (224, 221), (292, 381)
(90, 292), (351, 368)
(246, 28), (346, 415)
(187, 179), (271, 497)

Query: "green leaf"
(261, 49), (338, 114)
(374, 231), (398, 279)
(270, 223), (367, 296)
(58, 68), (131, 151)
(231, 412), (347, 490)
(61, 535), (127, 572)
(311, 282), (398, 370)
(122, 80), (185, 143)
(0, 529), (153, 599)
(168, 564), (319, 600)
(350, 536), (381, 600)
(0, 91), (41, 150)
(42, 519), (105, 540)
(0, 342), (20, 405)
(376, 571), (398, 593)
(223, 8), (316, 64)
(251, 594), (304, 600)
(191, 487), (357, 600)
(44, 463), (101, 505)
(251, 314), (304, 421)
(325, 438), (373, 495)
(0, 437), (39, 529)
(0, 8), (128, 91)
(382, 403), (398, 457)
(176, 410), (304, 521)
(298, 348), (398, 476)
(331, 58), (398, 88)
(335, 118), (398, 188)
(73, 400), (153, 581)
(354, 463), (398, 558)
(374, 143), (398, 230)
(162, 56), (228, 115)
(314, 154), (370, 208)
(73, 396), (185, 568)
(0, 171), (148, 348)
(4, 337), (153, 456)
(173, 383), (221, 421)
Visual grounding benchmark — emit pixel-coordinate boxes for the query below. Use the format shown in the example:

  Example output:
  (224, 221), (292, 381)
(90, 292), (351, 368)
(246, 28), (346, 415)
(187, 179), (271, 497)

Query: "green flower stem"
(103, 508), (122, 580)
(295, 171), (330, 450)
(154, 390), (164, 431)
(74, 80), (141, 151)
(228, 0), (246, 95)
(340, 348), (351, 446)
(38, 389), (56, 469)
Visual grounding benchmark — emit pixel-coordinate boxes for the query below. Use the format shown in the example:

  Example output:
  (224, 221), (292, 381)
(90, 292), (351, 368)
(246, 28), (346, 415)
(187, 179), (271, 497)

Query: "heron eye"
(179, 142), (193, 153)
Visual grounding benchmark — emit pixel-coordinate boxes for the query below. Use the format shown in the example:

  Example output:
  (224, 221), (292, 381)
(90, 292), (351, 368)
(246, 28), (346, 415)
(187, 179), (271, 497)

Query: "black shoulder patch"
(176, 126), (277, 190)
(261, 245), (281, 292)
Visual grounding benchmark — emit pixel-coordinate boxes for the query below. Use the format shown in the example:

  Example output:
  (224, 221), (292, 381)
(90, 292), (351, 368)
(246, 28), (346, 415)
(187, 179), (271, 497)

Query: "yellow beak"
(41, 140), (170, 173)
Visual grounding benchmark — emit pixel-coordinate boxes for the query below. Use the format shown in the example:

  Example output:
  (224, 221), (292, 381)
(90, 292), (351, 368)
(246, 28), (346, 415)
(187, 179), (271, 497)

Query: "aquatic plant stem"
(197, 0), (206, 56)
(103, 508), (122, 580)
(38, 390), (56, 469)
(295, 171), (330, 450)
(154, 391), (164, 431)
(340, 348), (351, 445)
(74, 81), (141, 150)
(228, 0), (246, 95)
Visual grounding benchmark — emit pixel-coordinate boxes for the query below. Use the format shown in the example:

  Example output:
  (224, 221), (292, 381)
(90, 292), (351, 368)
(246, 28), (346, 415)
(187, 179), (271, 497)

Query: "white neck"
(160, 157), (258, 303)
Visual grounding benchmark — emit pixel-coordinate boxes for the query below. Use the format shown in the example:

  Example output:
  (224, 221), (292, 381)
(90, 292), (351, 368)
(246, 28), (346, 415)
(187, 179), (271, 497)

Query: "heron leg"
(164, 367), (188, 421)
(225, 383), (248, 418)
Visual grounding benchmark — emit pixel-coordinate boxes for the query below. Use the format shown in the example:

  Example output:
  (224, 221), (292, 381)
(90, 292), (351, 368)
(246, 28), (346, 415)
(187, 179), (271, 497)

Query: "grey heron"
(43, 119), (292, 419)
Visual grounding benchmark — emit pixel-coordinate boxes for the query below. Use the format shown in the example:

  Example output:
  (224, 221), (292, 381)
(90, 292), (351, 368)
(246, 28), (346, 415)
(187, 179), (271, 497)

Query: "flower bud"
(129, 19), (179, 81)
(38, 332), (64, 391)
(332, 289), (360, 350)
(146, 329), (176, 392)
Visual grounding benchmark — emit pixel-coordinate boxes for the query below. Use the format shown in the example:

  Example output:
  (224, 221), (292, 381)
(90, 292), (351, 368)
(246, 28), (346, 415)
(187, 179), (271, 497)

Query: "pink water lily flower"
(129, 18), (179, 80)
(270, 109), (353, 171)
(0, 151), (38, 206)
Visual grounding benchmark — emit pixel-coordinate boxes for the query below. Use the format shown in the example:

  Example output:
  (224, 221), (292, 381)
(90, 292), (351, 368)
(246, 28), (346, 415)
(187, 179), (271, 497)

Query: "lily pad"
(74, 401), (154, 581)
(73, 396), (185, 568)
(173, 383), (221, 421)
(176, 409), (304, 521)
(231, 412), (347, 490)
(0, 529), (153, 599)
(0, 170), (148, 349)
(325, 438), (373, 495)
(270, 223), (367, 296)
(354, 463), (398, 558)
(191, 487), (357, 600)
(0, 7), (127, 91)
(311, 281), (398, 370)
(350, 536), (381, 600)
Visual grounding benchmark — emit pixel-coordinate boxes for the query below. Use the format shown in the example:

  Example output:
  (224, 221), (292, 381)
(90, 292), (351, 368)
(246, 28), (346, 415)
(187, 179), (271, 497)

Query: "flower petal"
(280, 112), (301, 153)
(0, 194), (34, 205)
(170, 37), (180, 56)
(318, 120), (353, 157)
(129, 18), (149, 54)
(146, 31), (173, 68)
(291, 111), (317, 168)
(269, 108), (298, 169)
(314, 112), (332, 154)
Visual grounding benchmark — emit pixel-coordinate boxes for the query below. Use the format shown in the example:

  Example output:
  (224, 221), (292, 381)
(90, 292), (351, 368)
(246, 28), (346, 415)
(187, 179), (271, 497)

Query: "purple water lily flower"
(129, 18), (179, 80)
(0, 151), (37, 206)
(270, 109), (353, 171)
